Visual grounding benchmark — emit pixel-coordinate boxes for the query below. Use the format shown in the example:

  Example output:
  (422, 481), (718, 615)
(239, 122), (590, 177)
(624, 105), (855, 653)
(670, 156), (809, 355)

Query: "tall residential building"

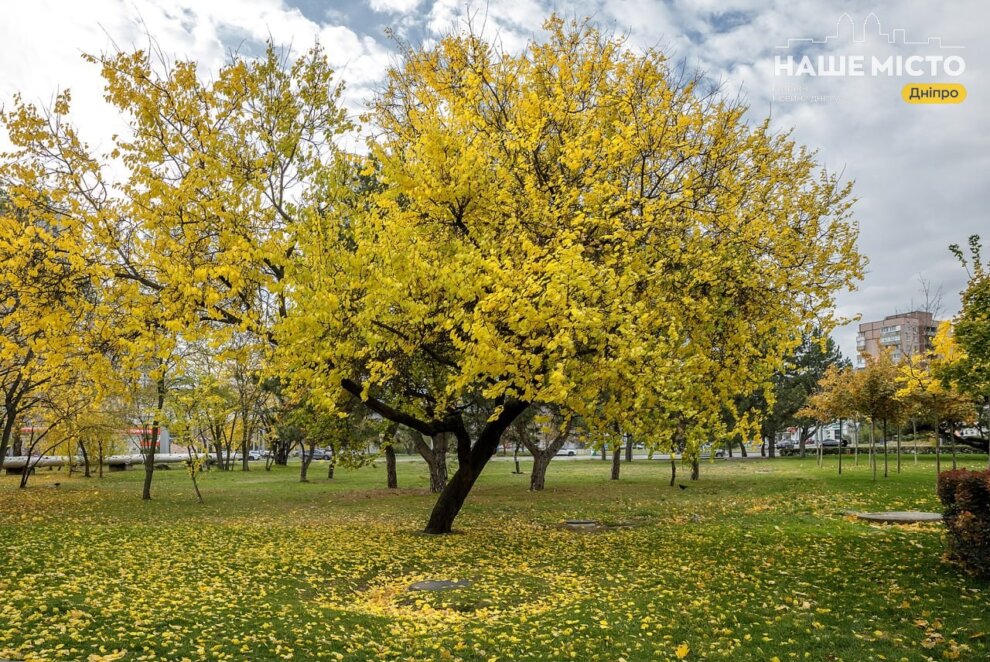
(856, 310), (939, 367)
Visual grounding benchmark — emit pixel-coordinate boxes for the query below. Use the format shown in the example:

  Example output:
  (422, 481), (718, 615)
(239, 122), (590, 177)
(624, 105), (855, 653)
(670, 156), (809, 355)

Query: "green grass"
(1, 453), (988, 661)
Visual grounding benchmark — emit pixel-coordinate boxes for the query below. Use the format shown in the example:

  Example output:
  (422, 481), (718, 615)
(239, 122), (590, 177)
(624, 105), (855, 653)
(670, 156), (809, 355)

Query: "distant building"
(856, 310), (939, 367)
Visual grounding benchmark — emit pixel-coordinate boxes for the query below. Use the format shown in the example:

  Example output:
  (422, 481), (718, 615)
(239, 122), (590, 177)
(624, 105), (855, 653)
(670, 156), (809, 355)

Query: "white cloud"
(367, 0), (422, 13)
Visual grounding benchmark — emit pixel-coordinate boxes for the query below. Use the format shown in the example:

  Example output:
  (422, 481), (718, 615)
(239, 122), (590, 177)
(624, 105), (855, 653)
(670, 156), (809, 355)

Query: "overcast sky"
(2, 0), (987, 358)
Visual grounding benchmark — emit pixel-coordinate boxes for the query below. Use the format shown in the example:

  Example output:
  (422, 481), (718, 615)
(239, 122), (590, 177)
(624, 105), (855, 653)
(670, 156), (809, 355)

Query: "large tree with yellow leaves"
(3, 19), (864, 531)
(277, 18), (865, 532)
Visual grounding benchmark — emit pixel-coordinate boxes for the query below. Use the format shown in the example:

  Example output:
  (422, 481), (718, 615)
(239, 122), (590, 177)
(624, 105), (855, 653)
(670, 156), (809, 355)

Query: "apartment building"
(856, 310), (939, 367)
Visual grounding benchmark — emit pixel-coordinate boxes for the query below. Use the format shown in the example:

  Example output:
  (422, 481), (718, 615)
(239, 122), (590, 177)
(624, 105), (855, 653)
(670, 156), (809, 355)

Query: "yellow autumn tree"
(0, 106), (119, 470)
(2, 42), (352, 496)
(898, 323), (977, 473)
(799, 364), (855, 472)
(277, 18), (865, 533)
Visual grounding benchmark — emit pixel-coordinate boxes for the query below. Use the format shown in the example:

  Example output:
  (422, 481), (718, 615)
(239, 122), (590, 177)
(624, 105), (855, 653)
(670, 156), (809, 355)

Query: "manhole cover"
(855, 511), (942, 524)
(408, 579), (471, 592)
(563, 519), (598, 530)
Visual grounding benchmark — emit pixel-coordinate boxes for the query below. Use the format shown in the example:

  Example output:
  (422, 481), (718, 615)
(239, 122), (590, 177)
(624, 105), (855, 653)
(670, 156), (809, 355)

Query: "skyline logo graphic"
(774, 13), (966, 78)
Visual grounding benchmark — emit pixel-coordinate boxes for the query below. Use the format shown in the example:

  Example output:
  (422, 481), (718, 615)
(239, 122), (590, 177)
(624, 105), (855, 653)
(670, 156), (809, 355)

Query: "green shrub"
(937, 468), (990, 576)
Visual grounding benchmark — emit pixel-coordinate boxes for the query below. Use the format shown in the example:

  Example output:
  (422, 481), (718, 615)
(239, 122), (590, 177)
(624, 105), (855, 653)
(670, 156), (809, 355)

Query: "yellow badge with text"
(903, 83), (966, 104)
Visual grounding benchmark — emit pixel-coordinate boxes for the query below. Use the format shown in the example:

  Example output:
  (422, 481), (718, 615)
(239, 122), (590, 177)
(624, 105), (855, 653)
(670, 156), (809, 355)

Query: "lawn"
(1, 453), (988, 661)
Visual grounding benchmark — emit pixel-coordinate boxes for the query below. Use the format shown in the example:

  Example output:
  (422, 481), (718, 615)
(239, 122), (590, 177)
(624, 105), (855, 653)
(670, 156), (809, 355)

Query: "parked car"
(310, 448), (333, 461)
(246, 450), (263, 461)
(555, 448), (577, 457)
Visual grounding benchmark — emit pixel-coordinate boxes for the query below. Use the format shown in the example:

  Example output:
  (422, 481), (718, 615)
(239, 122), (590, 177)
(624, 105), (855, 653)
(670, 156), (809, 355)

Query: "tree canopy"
(1, 18), (865, 531)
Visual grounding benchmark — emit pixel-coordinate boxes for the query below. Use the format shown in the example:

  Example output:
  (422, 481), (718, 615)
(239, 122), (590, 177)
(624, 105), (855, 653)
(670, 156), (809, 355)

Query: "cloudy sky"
(1, 0), (987, 358)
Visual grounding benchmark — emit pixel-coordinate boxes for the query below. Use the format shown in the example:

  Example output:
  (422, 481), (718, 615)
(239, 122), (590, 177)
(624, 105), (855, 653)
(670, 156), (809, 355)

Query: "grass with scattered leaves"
(1, 452), (988, 661)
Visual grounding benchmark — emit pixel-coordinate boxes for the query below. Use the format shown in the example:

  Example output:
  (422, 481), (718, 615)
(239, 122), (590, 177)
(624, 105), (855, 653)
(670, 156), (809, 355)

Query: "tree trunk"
(530, 452), (550, 491)
(853, 419), (859, 466)
(512, 439), (522, 475)
(912, 419), (918, 464)
(870, 419), (877, 482)
(299, 444), (312, 483)
(0, 386), (24, 465)
(189, 451), (204, 504)
(691, 457), (699, 480)
(739, 438), (748, 458)
(669, 458), (677, 487)
(142, 376), (166, 501)
(423, 401), (527, 534)
(895, 422), (901, 474)
(768, 436), (776, 458)
(935, 416), (941, 475)
(817, 427), (823, 468)
(600, 445), (606, 461)
(950, 422), (957, 470)
(327, 454), (336, 479)
(610, 444), (621, 480)
(241, 420), (251, 472)
(429, 444), (448, 493)
(625, 435), (633, 462)
(413, 432), (449, 493)
(79, 440), (91, 478)
(385, 444), (397, 489)
(837, 419), (843, 475)
(97, 440), (104, 478)
(882, 419), (888, 478)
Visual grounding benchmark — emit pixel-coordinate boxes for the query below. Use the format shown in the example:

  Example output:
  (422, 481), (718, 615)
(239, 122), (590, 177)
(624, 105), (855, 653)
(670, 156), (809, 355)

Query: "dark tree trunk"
(739, 438), (748, 457)
(79, 440), (91, 478)
(895, 422), (901, 473)
(142, 375), (166, 501)
(512, 439), (522, 474)
(530, 452), (550, 491)
(385, 444), (397, 489)
(521, 420), (570, 491)
(0, 404), (18, 469)
(625, 435), (633, 462)
(768, 436), (776, 458)
(691, 457), (699, 480)
(600, 445), (606, 461)
(870, 419), (877, 482)
(669, 458), (676, 487)
(837, 419), (843, 475)
(327, 454), (336, 479)
(610, 444), (621, 480)
(299, 444), (313, 483)
(935, 415), (941, 475)
(951, 422), (957, 470)
(424, 401), (527, 534)
(241, 420), (251, 472)
(413, 432), (448, 493)
(882, 419), (889, 478)
(0, 376), (26, 464)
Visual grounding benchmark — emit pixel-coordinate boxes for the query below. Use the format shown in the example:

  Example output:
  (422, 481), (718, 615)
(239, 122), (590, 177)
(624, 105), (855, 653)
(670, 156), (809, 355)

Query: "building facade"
(856, 310), (939, 367)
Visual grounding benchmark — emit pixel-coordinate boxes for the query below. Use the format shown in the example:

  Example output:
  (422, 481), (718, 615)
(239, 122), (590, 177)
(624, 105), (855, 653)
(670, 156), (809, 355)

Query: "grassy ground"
(1, 452), (988, 661)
